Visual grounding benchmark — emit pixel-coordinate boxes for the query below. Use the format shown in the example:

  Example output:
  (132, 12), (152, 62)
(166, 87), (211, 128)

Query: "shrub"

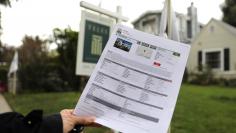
(0, 66), (8, 84)
(188, 66), (215, 85)
(222, 78), (236, 87)
(18, 62), (65, 92)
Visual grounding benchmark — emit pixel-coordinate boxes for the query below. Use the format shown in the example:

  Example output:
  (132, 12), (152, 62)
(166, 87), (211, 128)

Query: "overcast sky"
(0, 0), (225, 47)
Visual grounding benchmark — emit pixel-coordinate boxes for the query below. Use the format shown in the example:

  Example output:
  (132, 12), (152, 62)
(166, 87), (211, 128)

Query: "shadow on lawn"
(211, 96), (236, 103)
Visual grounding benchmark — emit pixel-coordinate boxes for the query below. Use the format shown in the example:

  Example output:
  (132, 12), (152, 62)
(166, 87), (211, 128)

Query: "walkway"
(0, 93), (12, 113)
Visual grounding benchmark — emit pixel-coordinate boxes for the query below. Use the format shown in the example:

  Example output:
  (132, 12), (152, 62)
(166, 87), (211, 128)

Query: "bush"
(188, 66), (236, 87)
(18, 62), (65, 92)
(188, 66), (215, 85)
(222, 78), (236, 87)
(0, 66), (8, 92)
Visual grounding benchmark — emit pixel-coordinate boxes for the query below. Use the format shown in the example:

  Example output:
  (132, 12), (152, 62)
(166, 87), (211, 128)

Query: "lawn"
(172, 84), (236, 133)
(3, 91), (110, 133)
(4, 84), (236, 133)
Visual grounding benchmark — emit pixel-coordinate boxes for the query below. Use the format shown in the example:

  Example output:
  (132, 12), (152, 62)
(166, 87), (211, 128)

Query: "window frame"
(202, 48), (224, 71)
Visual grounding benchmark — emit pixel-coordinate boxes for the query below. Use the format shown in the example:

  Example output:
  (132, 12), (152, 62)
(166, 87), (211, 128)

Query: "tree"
(18, 35), (64, 92)
(0, 44), (14, 63)
(222, 0), (236, 27)
(19, 35), (47, 64)
(52, 27), (80, 90)
(0, 41), (14, 87)
(0, 42), (13, 85)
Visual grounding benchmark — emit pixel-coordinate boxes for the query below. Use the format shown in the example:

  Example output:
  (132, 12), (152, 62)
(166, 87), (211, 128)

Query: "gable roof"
(132, 10), (186, 25)
(192, 18), (236, 43)
(215, 19), (236, 36)
(132, 10), (162, 25)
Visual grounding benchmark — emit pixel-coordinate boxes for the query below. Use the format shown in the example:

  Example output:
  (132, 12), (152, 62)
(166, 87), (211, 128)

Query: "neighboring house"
(132, 3), (202, 44)
(187, 19), (236, 79)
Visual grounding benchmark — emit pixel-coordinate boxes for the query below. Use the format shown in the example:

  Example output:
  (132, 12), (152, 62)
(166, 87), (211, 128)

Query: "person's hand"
(60, 109), (97, 133)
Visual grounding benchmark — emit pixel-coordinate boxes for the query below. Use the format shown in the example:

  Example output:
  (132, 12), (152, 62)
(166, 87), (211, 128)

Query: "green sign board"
(83, 20), (110, 63)
(76, 11), (114, 76)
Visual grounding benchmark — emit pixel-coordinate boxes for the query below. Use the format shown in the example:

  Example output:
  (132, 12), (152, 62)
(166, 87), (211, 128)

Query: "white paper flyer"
(74, 24), (190, 133)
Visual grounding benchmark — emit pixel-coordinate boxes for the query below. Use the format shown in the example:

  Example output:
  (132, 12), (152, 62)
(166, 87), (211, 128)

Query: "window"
(205, 51), (221, 69)
(210, 26), (214, 33)
(187, 20), (192, 38)
(202, 48), (230, 71)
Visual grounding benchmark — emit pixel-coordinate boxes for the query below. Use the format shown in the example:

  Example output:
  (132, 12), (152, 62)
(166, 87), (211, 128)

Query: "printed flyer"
(74, 24), (190, 133)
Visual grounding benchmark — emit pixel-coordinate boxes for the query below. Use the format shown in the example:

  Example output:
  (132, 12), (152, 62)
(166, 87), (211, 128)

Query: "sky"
(0, 0), (225, 47)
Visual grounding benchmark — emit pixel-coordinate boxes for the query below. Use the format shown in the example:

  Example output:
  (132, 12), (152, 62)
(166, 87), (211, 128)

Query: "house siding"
(187, 19), (236, 79)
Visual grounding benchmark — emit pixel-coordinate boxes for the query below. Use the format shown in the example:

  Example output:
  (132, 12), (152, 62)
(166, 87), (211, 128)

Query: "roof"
(192, 18), (236, 44)
(132, 10), (162, 24)
(214, 19), (236, 36)
(132, 10), (186, 25)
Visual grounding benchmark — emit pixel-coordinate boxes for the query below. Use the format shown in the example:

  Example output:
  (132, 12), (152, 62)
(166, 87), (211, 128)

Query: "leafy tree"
(0, 41), (15, 63)
(19, 36), (48, 64)
(18, 35), (63, 91)
(0, 45), (14, 63)
(222, 0), (236, 27)
(0, 42), (14, 86)
(0, 43), (8, 84)
(52, 27), (80, 90)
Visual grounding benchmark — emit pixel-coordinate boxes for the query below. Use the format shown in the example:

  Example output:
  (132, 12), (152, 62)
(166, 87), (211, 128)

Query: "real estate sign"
(76, 11), (114, 76)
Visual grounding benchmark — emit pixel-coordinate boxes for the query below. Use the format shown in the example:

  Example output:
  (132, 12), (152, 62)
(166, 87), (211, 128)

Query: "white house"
(187, 19), (236, 79)
(132, 3), (202, 44)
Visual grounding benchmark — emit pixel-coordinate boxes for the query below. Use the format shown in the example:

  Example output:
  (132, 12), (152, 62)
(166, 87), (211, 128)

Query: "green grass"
(4, 92), (79, 115)
(3, 92), (110, 133)
(4, 84), (236, 133)
(172, 84), (236, 133)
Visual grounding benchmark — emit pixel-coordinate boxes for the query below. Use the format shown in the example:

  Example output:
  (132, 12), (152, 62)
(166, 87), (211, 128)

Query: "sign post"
(76, 1), (128, 76)
(76, 11), (114, 76)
